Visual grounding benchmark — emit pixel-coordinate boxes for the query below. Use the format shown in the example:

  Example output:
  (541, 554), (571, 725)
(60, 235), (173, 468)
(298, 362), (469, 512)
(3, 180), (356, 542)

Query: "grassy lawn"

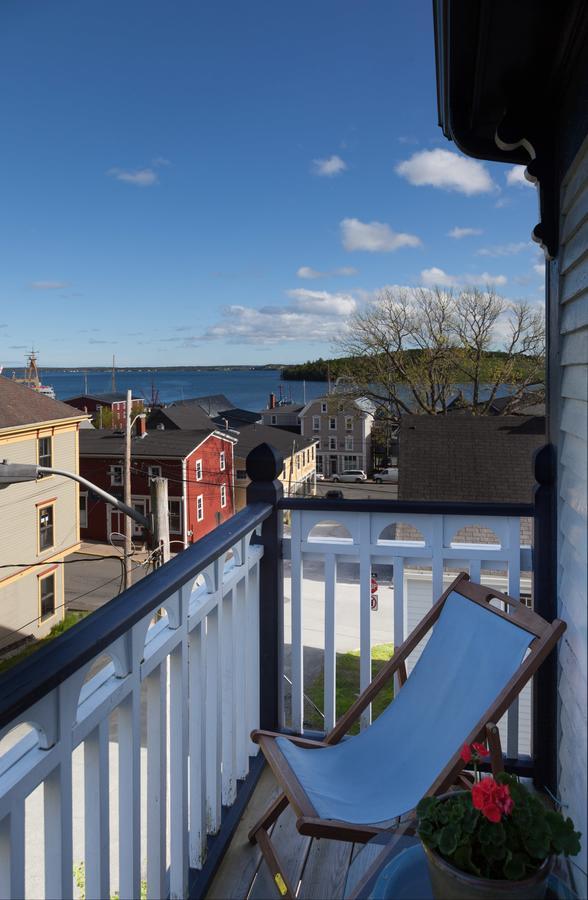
(305, 643), (394, 734)
(0, 612), (88, 674)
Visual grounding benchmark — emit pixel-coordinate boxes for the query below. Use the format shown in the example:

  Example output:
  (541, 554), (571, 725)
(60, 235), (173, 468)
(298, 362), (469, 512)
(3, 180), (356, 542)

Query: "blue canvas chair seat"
(276, 591), (534, 824)
(249, 574), (565, 900)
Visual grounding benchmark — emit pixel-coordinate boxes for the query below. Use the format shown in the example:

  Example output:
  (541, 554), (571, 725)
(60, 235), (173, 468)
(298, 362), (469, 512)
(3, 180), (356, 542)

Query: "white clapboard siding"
(557, 134), (588, 877)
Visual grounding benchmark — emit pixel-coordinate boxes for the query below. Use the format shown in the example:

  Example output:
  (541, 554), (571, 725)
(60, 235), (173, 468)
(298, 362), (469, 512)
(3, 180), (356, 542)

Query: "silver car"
(331, 469), (368, 483)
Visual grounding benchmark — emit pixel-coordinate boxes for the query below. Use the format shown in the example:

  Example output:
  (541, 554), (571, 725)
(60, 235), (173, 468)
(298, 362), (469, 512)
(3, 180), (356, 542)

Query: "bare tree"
(335, 285), (544, 423)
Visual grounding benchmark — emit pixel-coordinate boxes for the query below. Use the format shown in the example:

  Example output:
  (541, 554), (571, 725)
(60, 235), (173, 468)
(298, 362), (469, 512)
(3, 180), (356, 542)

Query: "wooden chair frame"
(248, 573), (566, 899)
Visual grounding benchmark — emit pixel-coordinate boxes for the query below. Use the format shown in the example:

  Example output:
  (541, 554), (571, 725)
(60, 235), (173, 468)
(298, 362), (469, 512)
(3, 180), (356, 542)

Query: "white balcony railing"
(0, 505), (268, 900)
(282, 502), (533, 761)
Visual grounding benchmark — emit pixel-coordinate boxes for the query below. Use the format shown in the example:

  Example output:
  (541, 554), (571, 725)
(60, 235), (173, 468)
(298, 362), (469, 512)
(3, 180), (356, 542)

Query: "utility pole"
(124, 388), (133, 588)
(112, 355), (116, 393)
(150, 476), (170, 566)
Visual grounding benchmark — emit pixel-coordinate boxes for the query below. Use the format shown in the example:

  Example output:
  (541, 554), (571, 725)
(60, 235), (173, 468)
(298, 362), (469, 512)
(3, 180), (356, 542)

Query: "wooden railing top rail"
(279, 497), (535, 516)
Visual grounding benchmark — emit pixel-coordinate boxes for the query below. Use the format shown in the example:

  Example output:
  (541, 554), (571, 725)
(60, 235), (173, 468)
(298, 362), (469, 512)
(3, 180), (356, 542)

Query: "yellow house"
(232, 423), (317, 510)
(0, 377), (89, 651)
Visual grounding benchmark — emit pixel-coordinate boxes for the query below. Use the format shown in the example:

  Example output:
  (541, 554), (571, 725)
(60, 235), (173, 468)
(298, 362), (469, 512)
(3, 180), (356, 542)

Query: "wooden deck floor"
(207, 766), (386, 900)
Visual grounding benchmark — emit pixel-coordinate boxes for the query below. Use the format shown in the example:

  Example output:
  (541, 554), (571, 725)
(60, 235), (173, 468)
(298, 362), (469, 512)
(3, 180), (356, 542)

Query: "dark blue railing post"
(246, 443), (284, 732)
(532, 443), (558, 794)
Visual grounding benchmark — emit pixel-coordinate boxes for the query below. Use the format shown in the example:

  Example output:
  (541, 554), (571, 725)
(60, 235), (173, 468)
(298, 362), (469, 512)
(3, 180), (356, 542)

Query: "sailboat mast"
(112, 355), (116, 393)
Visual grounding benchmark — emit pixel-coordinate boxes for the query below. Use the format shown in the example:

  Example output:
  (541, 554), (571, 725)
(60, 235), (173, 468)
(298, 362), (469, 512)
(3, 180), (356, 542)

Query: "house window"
(38, 436), (52, 474)
(220, 483), (227, 508)
(220, 450), (225, 471)
(148, 465), (162, 478)
(79, 493), (88, 529)
(39, 572), (56, 621)
(343, 455), (358, 470)
(321, 402), (327, 413)
(345, 436), (354, 451)
(196, 495), (204, 522)
(236, 469), (247, 480)
(316, 455), (324, 474)
(312, 416), (320, 431)
(329, 437), (337, 450)
(168, 499), (181, 533)
(39, 504), (54, 551)
(329, 417), (336, 430)
(110, 465), (123, 486)
(195, 459), (203, 481)
(271, 415), (277, 425)
(345, 416), (353, 431)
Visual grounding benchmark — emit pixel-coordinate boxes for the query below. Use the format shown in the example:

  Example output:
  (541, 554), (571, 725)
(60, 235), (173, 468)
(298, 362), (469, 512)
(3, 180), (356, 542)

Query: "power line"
(0, 554), (133, 570)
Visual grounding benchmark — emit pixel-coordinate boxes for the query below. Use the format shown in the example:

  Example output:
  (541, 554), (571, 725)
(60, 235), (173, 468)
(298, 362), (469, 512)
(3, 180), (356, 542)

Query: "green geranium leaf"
(504, 853), (527, 881)
(417, 797), (437, 819)
(439, 824), (459, 857)
(453, 844), (480, 876)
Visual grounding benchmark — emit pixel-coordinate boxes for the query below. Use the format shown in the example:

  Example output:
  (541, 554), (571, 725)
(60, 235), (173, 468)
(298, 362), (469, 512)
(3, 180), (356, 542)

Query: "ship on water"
(4, 350), (56, 400)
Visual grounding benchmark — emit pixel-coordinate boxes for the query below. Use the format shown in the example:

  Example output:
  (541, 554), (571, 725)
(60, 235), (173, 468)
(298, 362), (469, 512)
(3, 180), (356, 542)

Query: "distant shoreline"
(6, 364), (286, 373)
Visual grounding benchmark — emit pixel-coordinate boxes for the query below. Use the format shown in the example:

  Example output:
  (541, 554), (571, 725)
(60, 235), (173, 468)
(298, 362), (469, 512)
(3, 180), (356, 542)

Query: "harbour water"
(25, 368), (326, 411)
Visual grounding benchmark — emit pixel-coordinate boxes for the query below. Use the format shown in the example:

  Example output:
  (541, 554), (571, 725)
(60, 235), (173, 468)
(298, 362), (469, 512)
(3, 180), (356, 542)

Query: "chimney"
(269, 393), (276, 409)
(136, 415), (147, 438)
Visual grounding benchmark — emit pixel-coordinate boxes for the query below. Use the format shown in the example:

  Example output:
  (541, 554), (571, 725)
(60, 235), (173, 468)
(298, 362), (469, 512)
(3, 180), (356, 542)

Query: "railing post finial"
(246, 443), (284, 505)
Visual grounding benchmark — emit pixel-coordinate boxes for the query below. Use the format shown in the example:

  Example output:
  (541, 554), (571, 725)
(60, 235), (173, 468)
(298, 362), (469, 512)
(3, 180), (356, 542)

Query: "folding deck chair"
(249, 573), (565, 899)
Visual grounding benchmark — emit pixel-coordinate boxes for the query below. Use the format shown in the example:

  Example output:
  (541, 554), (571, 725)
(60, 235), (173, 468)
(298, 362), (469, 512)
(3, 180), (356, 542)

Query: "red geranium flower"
(483, 803), (502, 823)
(472, 742), (490, 758)
(472, 777), (514, 822)
(460, 743), (472, 764)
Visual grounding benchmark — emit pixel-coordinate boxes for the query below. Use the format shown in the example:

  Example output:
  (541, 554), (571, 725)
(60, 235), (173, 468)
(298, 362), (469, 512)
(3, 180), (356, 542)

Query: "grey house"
(299, 395), (375, 476)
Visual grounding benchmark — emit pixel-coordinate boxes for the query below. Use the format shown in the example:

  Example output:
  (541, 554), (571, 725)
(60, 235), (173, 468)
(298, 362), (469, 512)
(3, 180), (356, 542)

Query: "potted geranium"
(417, 742), (581, 900)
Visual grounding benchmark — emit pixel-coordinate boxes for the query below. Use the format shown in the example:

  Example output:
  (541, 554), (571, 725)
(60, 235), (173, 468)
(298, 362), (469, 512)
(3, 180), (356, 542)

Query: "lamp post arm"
(38, 466), (150, 529)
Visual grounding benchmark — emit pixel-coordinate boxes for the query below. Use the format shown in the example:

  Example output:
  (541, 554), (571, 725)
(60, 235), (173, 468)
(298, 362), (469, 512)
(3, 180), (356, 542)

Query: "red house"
(65, 393), (144, 429)
(78, 426), (236, 547)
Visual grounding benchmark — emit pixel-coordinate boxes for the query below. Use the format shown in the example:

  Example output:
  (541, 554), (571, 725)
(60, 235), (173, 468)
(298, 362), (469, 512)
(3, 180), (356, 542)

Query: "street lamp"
(0, 461), (150, 529)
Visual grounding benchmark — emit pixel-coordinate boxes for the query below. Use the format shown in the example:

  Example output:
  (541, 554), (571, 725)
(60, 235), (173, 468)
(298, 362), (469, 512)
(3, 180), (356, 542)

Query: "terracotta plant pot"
(423, 843), (553, 900)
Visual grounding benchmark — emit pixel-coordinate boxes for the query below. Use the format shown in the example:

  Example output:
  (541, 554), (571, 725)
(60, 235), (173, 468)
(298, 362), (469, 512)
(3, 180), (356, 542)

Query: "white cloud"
(506, 165), (534, 188)
(107, 167), (158, 186)
(420, 267), (507, 288)
(476, 242), (530, 257)
(396, 149), (495, 195)
(447, 226), (483, 239)
(204, 289), (356, 345)
(296, 265), (358, 279)
(30, 280), (69, 290)
(311, 155), (347, 177)
(340, 218), (421, 252)
(534, 262), (545, 275)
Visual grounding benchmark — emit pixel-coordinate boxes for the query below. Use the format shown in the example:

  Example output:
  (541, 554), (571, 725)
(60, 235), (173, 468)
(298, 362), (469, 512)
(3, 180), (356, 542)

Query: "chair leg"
(248, 792), (289, 844)
(253, 826), (296, 899)
(486, 722), (504, 776)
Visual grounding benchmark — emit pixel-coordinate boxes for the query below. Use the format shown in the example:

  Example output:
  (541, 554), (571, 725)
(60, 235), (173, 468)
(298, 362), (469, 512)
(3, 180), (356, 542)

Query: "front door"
(109, 508), (125, 542)
(329, 455), (338, 476)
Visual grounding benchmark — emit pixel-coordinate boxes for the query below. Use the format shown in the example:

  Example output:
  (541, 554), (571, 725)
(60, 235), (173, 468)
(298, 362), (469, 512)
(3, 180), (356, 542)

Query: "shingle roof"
(259, 403), (304, 414)
(234, 423), (316, 459)
(79, 428), (215, 459)
(65, 392), (135, 405)
(0, 376), (86, 429)
(172, 394), (234, 416)
(398, 415), (545, 504)
(148, 405), (215, 431)
(212, 408), (261, 427)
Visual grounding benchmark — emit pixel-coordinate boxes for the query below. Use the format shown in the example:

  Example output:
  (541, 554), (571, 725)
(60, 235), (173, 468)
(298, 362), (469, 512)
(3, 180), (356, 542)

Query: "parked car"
(325, 489), (344, 499)
(373, 467), (399, 484)
(331, 469), (368, 483)
(315, 472), (325, 481)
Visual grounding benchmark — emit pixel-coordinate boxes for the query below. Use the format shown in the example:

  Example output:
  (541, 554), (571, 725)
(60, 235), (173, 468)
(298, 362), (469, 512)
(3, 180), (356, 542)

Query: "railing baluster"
(221, 589), (237, 806)
(118, 656), (141, 900)
(169, 588), (189, 900)
(507, 517), (521, 760)
(290, 510), (304, 733)
(432, 516), (444, 603)
(392, 556), (405, 692)
(188, 622), (207, 869)
(246, 560), (261, 753)
(234, 574), (248, 779)
(84, 721), (110, 900)
(469, 558), (481, 584)
(205, 606), (222, 834)
(0, 804), (25, 900)
(359, 516), (372, 730)
(324, 554), (337, 731)
(146, 662), (167, 898)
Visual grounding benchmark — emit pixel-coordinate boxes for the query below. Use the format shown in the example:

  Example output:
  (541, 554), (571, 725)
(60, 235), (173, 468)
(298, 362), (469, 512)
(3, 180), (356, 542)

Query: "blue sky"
(0, 1), (543, 367)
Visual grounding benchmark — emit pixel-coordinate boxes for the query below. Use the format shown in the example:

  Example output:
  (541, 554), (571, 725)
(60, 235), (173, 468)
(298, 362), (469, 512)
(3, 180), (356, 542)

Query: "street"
(313, 479), (398, 500)
(64, 549), (148, 612)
